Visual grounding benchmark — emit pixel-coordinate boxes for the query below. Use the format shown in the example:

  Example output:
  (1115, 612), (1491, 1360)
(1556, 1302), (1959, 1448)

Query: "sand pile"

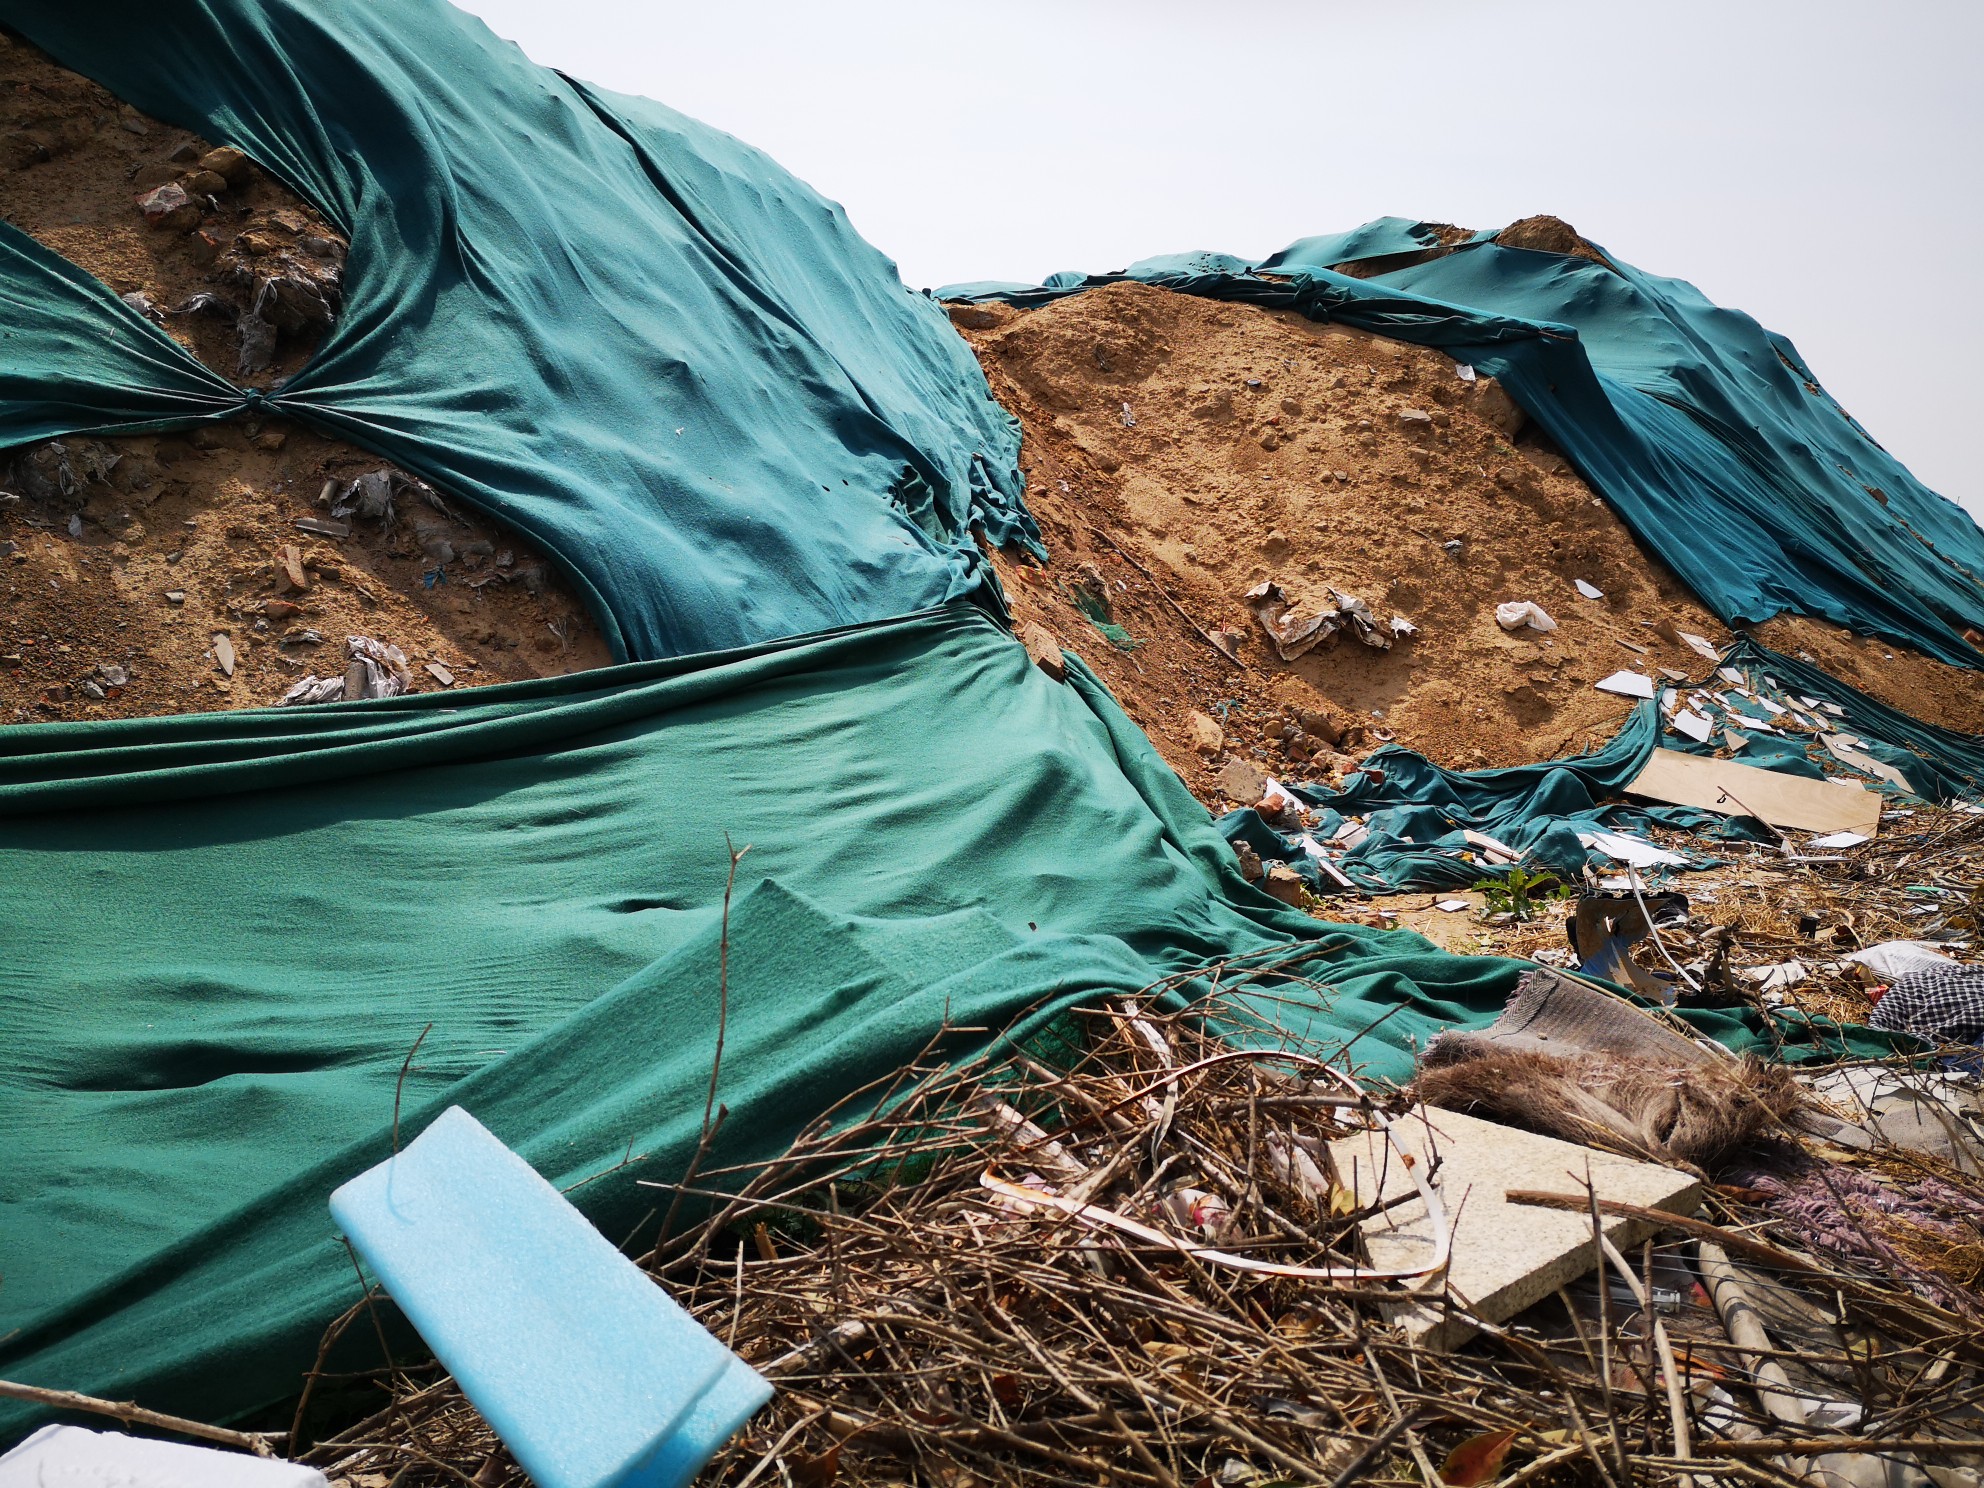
(954, 281), (1984, 807)
(0, 30), (608, 724)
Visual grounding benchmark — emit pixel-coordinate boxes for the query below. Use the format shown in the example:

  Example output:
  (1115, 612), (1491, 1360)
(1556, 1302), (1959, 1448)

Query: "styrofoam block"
(330, 1107), (771, 1488)
(0, 1424), (326, 1486)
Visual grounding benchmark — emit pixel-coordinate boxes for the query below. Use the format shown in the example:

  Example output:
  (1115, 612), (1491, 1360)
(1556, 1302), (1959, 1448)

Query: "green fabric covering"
(1221, 700), (1750, 893)
(0, 607), (1531, 1431)
(1725, 638), (1984, 797)
(943, 222), (1984, 668)
(0, 0), (1037, 664)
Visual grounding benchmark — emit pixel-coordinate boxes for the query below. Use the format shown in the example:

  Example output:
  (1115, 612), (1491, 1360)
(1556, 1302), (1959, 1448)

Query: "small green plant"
(1472, 867), (1572, 921)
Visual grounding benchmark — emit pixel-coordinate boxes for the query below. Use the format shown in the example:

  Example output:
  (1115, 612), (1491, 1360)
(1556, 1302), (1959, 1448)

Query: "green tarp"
(0, 607), (1535, 1430)
(0, 0), (1037, 664)
(944, 221), (1984, 669)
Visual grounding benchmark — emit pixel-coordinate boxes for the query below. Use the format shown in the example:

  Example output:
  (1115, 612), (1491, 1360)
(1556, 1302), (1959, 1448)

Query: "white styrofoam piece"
(331, 1108), (770, 1488)
(0, 1426), (326, 1487)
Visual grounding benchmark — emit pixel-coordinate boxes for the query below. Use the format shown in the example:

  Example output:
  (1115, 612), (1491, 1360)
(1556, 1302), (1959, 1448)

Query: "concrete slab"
(1327, 1106), (1702, 1349)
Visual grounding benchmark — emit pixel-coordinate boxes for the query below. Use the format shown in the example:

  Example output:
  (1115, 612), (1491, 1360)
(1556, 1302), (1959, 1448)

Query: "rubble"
(954, 281), (1984, 806)
(286, 992), (1984, 1488)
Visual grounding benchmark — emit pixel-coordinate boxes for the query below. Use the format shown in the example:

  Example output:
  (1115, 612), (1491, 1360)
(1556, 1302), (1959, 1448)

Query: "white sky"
(458, 0), (1982, 524)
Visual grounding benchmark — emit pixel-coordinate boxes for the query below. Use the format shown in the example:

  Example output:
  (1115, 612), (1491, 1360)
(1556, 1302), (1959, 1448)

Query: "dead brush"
(298, 990), (1984, 1488)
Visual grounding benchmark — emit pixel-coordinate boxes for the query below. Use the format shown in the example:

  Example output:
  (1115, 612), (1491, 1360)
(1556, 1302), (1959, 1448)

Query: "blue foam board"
(330, 1107), (771, 1488)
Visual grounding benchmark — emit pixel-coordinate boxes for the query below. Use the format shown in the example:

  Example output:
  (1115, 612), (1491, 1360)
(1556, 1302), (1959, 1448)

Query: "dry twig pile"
(300, 993), (1984, 1488)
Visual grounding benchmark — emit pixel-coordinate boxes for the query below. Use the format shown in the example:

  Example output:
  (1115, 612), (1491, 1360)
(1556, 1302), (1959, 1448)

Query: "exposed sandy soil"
(955, 282), (1984, 809)
(0, 29), (609, 724)
(1757, 613), (1984, 735)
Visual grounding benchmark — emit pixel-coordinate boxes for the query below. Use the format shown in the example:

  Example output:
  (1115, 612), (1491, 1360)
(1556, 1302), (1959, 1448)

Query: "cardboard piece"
(1328, 1107), (1701, 1348)
(1626, 748), (1881, 836)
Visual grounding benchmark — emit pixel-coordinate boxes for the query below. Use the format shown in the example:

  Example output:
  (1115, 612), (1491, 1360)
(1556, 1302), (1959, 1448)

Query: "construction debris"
(0, 35), (610, 726)
(279, 637), (411, 705)
(1626, 747), (1883, 836)
(281, 992), (1984, 1488)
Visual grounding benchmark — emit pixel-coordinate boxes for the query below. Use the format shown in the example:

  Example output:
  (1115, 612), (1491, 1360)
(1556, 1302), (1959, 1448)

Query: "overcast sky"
(459, 0), (1981, 524)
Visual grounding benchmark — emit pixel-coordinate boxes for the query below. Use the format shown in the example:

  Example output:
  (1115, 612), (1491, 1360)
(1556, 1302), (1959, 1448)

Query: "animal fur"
(1411, 1046), (1804, 1171)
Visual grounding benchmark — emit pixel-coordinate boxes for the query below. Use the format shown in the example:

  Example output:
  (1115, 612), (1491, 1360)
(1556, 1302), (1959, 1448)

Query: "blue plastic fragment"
(330, 1107), (771, 1488)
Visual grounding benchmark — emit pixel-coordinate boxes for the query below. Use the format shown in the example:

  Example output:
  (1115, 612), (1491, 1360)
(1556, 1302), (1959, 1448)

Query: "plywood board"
(1328, 1107), (1702, 1349)
(1625, 747), (1881, 836)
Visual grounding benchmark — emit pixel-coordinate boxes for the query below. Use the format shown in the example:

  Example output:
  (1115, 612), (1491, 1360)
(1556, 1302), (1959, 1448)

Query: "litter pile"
(0, 28), (610, 722)
(293, 992), (1984, 1488)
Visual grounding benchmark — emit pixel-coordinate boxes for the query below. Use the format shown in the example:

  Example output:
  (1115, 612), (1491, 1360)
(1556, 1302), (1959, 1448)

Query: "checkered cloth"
(1869, 964), (1984, 1047)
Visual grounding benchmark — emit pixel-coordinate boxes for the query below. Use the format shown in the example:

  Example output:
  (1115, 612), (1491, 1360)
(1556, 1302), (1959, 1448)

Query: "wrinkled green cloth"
(0, 0), (1036, 663)
(0, 607), (1534, 1431)
(944, 221), (1984, 668)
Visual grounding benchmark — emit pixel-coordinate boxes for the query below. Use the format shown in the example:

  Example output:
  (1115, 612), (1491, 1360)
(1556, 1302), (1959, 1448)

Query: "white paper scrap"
(1677, 631), (1722, 661)
(1574, 578), (1605, 599)
(1741, 960), (1808, 991)
(1809, 830), (1872, 849)
(1669, 709), (1713, 743)
(1578, 829), (1688, 868)
(1435, 899), (1472, 913)
(1595, 670), (1655, 699)
(1726, 713), (1779, 734)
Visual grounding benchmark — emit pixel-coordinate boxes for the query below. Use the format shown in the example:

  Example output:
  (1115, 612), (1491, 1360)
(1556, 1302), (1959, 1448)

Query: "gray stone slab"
(1327, 1105), (1702, 1349)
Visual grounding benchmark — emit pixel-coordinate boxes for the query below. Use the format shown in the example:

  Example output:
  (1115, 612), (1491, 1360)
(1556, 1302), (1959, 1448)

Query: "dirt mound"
(956, 281), (1983, 806)
(0, 30), (608, 723)
(1493, 214), (1613, 266)
(1757, 613), (1984, 734)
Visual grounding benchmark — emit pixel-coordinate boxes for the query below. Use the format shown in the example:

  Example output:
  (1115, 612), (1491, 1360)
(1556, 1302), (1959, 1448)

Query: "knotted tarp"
(0, 607), (1542, 1430)
(944, 220), (1984, 668)
(0, 0), (1037, 663)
